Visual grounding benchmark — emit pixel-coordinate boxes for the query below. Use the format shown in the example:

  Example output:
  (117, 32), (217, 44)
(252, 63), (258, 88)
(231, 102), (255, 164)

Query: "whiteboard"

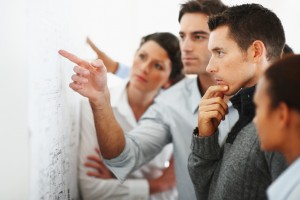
(27, 0), (85, 199)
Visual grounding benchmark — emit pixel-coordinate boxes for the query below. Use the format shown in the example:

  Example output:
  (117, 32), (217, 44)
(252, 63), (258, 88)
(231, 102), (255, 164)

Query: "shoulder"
(155, 77), (197, 103)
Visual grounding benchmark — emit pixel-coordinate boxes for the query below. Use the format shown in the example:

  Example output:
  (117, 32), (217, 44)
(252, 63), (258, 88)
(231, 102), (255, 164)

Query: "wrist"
(89, 87), (110, 108)
(148, 178), (162, 195)
(196, 125), (215, 137)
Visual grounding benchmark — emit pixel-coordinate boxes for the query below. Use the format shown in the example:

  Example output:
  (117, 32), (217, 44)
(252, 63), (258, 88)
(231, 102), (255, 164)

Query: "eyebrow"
(211, 47), (224, 52)
(179, 31), (209, 35)
(193, 31), (209, 35)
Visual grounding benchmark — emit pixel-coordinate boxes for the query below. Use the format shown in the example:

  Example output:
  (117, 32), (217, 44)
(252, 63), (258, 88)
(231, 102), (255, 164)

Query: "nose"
(181, 37), (193, 52)
(206, 57), (217, 74)
(140, 61), (151, 74)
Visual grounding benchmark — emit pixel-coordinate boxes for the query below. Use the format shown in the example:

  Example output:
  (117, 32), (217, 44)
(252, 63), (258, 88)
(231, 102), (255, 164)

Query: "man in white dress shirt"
(60, 1), (238, 199)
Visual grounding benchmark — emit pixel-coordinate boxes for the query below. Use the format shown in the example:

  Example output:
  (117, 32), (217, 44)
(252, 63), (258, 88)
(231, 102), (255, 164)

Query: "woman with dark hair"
(254, 54), (300, 200)
(78, 32), (184, 200)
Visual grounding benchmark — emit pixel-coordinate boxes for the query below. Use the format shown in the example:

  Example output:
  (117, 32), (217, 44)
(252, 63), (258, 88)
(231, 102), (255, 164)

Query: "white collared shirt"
(79, 73), (177, 200)
(268, 157), (300, 200)
(105, 77), (239, 200)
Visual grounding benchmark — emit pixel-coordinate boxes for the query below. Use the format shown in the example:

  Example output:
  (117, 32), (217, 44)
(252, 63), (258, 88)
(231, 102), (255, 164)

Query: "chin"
(183, 68), (194, 75)
(229, 87), (243, 96)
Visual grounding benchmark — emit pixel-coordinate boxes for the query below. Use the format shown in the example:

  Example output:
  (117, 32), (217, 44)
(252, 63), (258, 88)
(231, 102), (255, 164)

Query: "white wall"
(83, 0), (299, 66)
(0, 0), (299, 199)
(82, 0), (185, 66)
(0, 0), (29, 199)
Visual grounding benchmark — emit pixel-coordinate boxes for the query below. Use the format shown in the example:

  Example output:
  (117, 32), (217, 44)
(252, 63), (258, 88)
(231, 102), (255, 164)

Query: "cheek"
(261, 131), (284, 151)
(151, 73), (169, 86)
(132, 61), (139, 69)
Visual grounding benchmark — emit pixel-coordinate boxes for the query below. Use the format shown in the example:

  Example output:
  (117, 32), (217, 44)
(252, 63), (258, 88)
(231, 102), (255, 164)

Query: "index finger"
(59, 49), (90, 69)
(203, 85), (228, 99)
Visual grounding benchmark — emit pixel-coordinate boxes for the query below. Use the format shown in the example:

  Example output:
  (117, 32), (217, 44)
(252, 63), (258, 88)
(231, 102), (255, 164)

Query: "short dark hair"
(140, 32), (184, 85)
(283, 44), (294, 56)
(178, 0), (228, 22)
(264, 54), (300, 112)
(208, 4), (285, 62)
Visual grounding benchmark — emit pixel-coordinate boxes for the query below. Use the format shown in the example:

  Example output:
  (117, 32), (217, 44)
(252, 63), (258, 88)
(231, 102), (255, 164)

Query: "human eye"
(216, 50), (225, 58)
(154, 63), (163, 70)
(194, 34), (206, 41)
(179, 33), (185, 41)
(138, 53), (146, 60)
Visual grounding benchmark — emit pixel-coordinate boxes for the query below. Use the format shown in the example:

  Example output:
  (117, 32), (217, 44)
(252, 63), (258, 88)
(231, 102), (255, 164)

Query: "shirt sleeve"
(104, 102), (172, 182)
(188, 129), (222, 200)
(79, 99), (150, 200)
(115, 62), (130, 79)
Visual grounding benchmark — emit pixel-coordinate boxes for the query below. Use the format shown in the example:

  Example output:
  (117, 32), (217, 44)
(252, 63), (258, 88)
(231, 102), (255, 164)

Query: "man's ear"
(251, 40), (266, 62)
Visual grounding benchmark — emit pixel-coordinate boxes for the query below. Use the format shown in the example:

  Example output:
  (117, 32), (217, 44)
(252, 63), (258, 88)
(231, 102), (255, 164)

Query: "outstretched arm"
(86, 37), (119, 73)
(59, 50), (125, 159)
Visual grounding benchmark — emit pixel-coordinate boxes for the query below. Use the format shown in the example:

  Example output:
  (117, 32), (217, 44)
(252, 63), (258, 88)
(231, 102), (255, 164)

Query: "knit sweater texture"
(188, 86), (287, 200)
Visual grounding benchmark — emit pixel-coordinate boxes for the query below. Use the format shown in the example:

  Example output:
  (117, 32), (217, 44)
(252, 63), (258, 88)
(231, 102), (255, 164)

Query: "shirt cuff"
(191, 127), (221, 159)
(124, 179), (149, 200)
(115, 62), (130, 79)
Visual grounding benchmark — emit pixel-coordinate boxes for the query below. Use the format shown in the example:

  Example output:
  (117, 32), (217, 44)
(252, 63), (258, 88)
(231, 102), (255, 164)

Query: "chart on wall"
(27, 0), (85, 199)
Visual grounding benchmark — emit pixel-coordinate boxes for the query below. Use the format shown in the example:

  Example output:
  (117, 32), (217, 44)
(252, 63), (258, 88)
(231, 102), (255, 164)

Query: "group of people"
(59, 0), (300, 199)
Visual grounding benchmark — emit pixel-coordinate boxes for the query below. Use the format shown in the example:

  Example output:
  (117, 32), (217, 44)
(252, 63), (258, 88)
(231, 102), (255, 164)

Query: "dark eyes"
(154, 63), (163, 70)
(139, 54), (146, 60)
(179, 34), (206, 41)
(216, 51), (224, 58)
(138, 53), (163, 70)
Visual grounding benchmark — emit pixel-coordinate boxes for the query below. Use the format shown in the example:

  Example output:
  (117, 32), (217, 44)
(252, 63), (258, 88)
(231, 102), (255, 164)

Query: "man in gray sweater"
(188, 4), (287, 200)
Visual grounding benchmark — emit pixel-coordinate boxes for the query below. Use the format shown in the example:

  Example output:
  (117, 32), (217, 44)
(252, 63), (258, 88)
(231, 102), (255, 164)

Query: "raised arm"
(86, 37), (119, 73)
(59, 50), (125, 159)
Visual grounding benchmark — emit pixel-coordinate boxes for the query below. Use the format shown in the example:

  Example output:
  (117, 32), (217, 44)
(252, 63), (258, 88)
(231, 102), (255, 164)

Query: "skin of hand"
(86, 37), (119, 74)
(148, 156), (176, 194)
(85, 148), (115, 179)
(58, 49), (109, 103)
(86, 37), (101, 55)
(198, 85), (229, 136)
(59, 49), (125, 159)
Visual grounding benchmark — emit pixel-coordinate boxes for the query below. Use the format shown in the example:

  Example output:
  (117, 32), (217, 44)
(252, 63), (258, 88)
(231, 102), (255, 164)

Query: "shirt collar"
(230, 85), (256, 117)
(110, 79), (129, 108)
(268, 157), (300, 200)
(189, 77), (202, 114)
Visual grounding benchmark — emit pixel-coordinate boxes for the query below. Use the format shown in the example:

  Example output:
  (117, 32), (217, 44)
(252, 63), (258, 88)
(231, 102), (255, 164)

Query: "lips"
(215, 78), (225, 85)
(135, 74), (147, 83)
(182, 57), (197, 61)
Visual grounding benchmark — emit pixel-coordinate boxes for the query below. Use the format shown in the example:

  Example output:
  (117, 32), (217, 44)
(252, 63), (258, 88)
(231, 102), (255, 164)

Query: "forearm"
(96, 51), (118, 73)
(188, 129), (221, 198)
(89, 88), (125, 159)
(80, 173), (149, 200)
(148, 178), (175, 195)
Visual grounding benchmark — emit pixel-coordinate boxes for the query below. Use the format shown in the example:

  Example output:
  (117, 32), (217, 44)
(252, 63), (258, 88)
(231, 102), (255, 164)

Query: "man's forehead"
(208, 26), (230, 45)
(180, 13), (209, 26)
(180, 14), (210, 35)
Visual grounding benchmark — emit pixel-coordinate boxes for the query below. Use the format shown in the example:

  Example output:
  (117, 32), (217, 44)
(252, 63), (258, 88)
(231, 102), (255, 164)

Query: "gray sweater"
(188, 87), (286, 200)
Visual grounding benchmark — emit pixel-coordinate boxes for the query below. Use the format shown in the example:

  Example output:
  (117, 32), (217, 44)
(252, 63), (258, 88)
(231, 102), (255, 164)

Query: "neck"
(127, 83), (157, 121)
(282, 129), (300, 164)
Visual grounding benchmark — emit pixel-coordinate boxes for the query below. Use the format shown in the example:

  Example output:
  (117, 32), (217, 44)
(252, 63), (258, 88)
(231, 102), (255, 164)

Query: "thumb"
(214, 85), (228, 99)
(215, 91), (225, 99)
(90, 59), (107, 73)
